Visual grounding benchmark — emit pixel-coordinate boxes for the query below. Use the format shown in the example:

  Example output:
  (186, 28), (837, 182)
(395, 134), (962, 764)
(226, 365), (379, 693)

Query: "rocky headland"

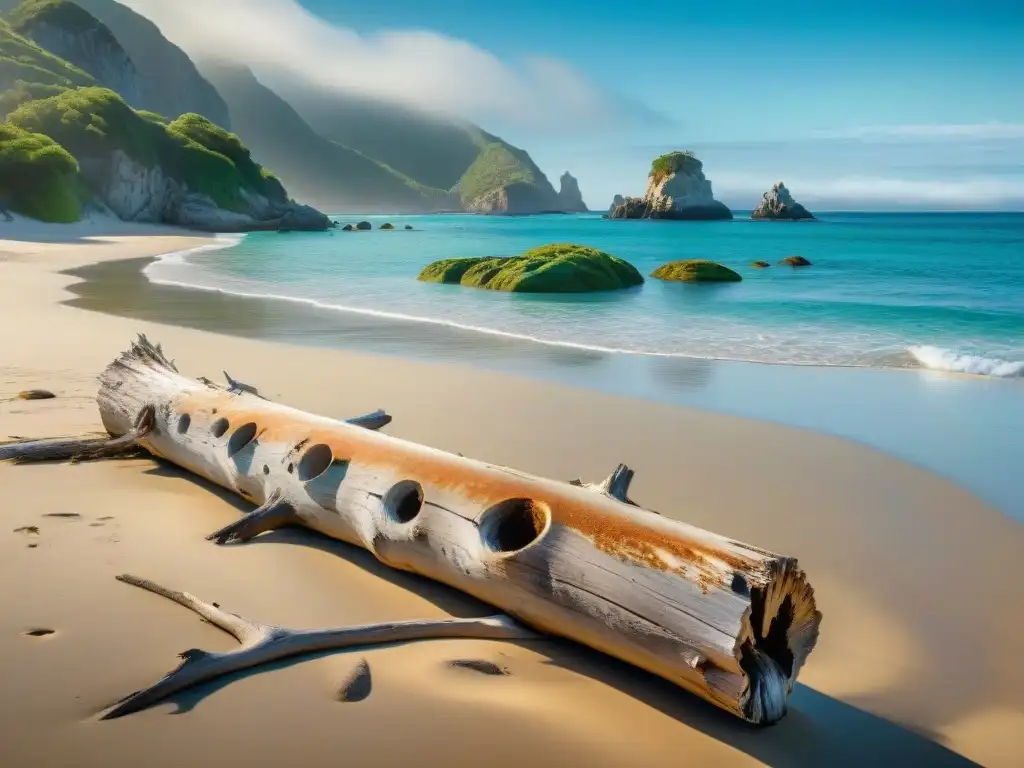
(608, 151), (732, 221)
(751, 182), (814, 220)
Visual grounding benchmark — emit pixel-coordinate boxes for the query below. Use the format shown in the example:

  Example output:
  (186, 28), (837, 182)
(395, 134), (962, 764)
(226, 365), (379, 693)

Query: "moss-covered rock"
(418, 243), (643, 293)
(752, 261), (770, 268)
(380, 222), (394, 230)
(780, 255), (812, 267)
(651, 259), (742, 283)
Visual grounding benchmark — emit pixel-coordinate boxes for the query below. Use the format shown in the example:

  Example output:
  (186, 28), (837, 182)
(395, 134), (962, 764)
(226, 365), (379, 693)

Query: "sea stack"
(751, 182), (814, 220)
(608, 151), (732, 221)
(557, 172), (588, 212)
(607, 194), (625, 216)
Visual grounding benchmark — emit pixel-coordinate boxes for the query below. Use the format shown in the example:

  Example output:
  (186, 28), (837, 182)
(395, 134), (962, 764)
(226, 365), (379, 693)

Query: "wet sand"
(1, 220), (1021, 767)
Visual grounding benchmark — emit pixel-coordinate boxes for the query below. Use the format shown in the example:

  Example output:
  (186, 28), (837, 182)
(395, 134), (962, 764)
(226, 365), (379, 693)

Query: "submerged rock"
(404, 224), (413, 230)
(342, 224), (355, 231)
(751, 182), (814, 220)
(557, 171), (588, 212)
(418, 243), (643, 293)
(651, 260), (742, 283)
(752, 261), (770, 268)
(609, 152), (732, 221)
(780, 255), (812, 267)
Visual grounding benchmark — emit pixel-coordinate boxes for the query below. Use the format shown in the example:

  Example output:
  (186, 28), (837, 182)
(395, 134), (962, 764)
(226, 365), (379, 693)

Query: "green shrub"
(649, 151), (701, 184)
(0, 120), (79, 221)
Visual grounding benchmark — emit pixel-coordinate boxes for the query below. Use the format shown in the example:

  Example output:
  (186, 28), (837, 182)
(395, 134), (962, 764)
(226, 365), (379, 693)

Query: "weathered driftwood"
(81, 335), (821, 724)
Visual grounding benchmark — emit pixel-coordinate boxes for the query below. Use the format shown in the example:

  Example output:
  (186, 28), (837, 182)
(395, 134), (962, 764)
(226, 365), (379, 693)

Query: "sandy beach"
(1, 220), (1022, 767)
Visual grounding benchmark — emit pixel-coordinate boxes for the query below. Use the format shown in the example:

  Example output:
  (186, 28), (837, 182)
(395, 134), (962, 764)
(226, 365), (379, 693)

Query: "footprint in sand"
(23, 628), (56, 638)
(446, 659), (510, 676)
(336, 658), (372, 702)
(14, 526), (40, 547)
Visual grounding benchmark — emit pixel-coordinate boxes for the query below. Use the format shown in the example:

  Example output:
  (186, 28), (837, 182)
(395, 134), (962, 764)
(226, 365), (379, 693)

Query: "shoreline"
(2, 222), (1022, 766)
(140, 232), (1022, 380)
(65, 249), (1024, 521)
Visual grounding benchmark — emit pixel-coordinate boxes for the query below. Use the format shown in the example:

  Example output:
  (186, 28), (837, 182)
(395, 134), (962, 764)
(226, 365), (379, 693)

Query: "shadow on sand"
(135, 463), (978, 768)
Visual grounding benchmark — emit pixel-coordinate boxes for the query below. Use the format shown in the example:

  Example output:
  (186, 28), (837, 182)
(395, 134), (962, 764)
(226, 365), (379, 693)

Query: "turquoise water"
(148, 212), (1024, 376)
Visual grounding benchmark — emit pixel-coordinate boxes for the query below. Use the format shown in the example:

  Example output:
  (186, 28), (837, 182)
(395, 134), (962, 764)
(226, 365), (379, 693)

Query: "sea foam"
(908, 345), (1024, 378)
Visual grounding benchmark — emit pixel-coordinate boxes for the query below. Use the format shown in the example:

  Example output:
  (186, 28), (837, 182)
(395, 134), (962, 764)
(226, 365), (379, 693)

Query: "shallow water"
(146, 212), (1024, 377)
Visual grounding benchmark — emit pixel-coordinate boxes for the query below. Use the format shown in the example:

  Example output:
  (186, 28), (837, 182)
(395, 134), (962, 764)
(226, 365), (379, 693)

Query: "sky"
(123, 0), (1024, 210)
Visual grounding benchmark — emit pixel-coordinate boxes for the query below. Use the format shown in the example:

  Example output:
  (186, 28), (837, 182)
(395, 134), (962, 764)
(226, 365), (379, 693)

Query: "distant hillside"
(47, 0), (230, 126)
(9, 0), (143, 106)
(197, 59), (453, 212)
(280, 80), (560, 213)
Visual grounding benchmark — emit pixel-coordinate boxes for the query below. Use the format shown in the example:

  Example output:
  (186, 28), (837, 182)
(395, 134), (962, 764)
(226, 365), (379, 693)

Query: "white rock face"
(97, 151), (329, 232)
(644, 165), (718, 210)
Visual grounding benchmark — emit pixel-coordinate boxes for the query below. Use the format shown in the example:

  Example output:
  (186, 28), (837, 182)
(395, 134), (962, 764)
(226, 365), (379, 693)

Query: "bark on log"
(95, 335), (820, 724)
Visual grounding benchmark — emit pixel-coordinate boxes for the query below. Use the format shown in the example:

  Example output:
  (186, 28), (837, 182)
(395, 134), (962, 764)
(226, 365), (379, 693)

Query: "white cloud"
(120, 0), (655, 133)
(713, 172), (1024, 209)
(812, 123), (1024, 141)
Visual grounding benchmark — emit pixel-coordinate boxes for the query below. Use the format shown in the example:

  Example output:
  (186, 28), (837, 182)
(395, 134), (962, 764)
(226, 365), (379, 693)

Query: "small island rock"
(355, 221), (372, 231)
(607, 194), (625, 216)
(651, 260), (742, 283)
(380, 222), (395, 230)
(404, 225), (413, 230)
(751, 182), (814, 221)
(780, 256), (812, 267)
(556, 171), (588, 212)
(752, 261), (770, 268)
(342, 224), (355, 231)
(418, 244), (643, 293)
(609, 152), (732, 221)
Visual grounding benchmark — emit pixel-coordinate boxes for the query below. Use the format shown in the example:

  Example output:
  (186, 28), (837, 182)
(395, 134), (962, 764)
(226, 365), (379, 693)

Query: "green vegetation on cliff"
(419, 244), (644, 293)
(455, 142), (547, 207)
(651, 259), (742, 283)
(0, 121), (79, 220)
(8, 87), (286, 212)
(649, 150), (701, 184)
(9, 0), (109, 37)
(0, 18), (93, 111)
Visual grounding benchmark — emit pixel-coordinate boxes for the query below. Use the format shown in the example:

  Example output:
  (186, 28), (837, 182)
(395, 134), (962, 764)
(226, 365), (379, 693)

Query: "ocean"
(65, 211), (1022, 520)
(146, 211), (1024, 377)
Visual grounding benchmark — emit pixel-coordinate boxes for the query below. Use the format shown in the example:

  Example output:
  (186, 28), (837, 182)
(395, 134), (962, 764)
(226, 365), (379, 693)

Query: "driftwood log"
(15, 336), (821, 724)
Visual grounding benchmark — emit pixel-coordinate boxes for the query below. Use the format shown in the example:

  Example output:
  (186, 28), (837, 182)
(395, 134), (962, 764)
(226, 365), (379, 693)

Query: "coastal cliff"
(557, 171), (588, 212)
(608, 151), (732, 221)
(751, 181), (814, 220)
(8, 0), (142, 106)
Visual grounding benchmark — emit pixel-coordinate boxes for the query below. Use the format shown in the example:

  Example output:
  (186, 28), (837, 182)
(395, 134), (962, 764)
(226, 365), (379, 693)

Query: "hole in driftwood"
(298, 444), (333, 482)
(479, 498), (551, 554)
(227, 422), (258, 457)
(384, 480), (423, 524)
(211, 418), (230, 439)
(177, 414), (191, 435)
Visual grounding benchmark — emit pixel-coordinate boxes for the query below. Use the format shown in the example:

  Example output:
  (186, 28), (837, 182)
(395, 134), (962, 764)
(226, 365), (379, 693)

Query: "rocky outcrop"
(608, 151), (732, 221)
(751, 182), (814, 220)
(557, 172), (587, 212)
(95, 150), (329, 231)
(11, 0), (144, 106)
(780, 255), (812, 267)
(607, 194), (625, 215)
